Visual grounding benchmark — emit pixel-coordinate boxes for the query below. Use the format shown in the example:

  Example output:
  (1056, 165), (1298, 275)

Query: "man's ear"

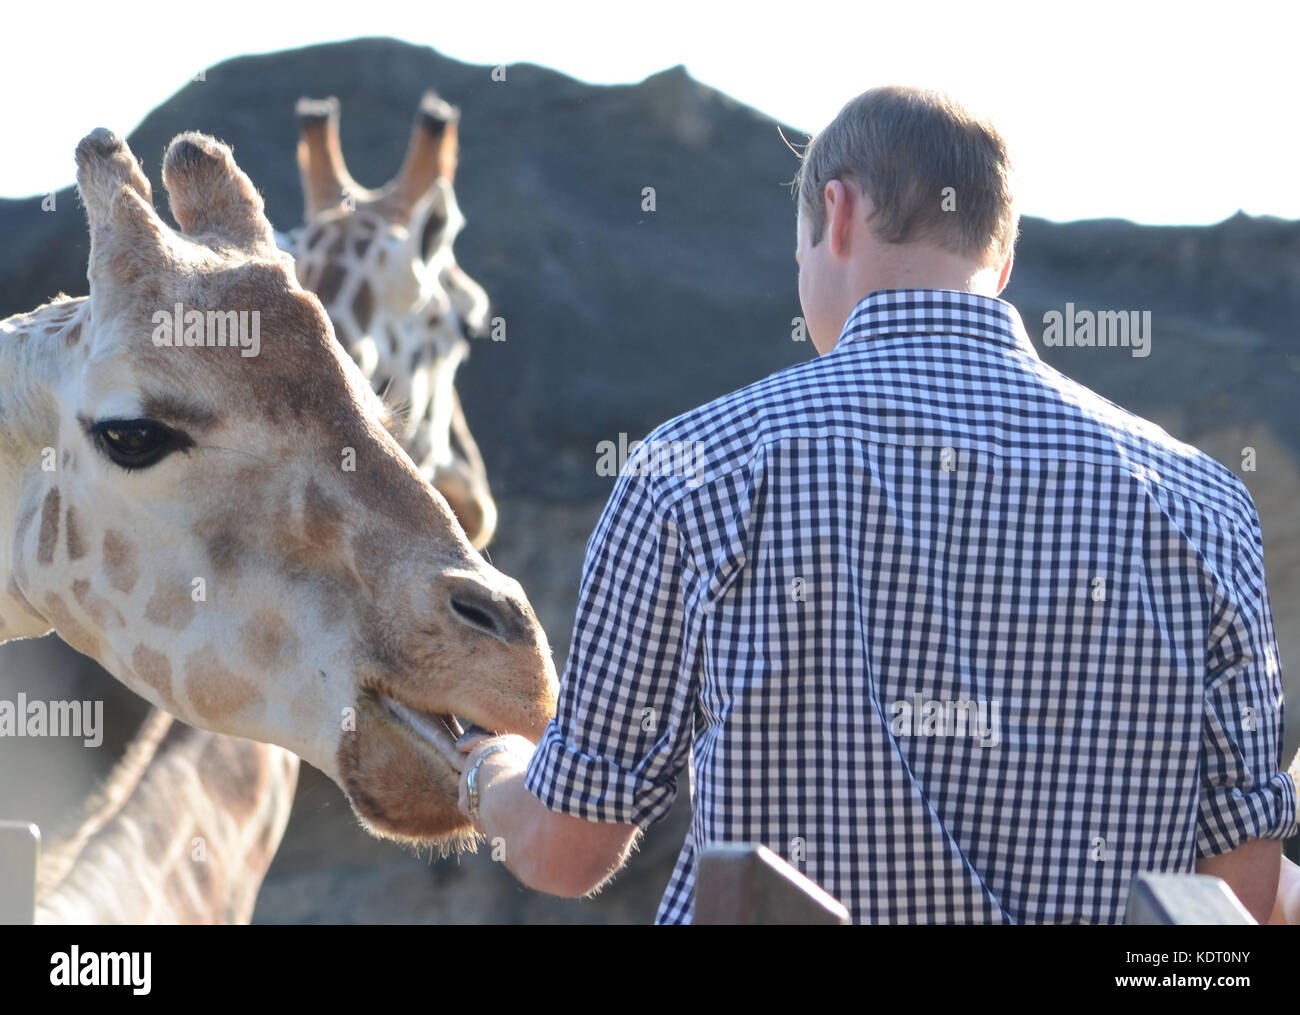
(995, 246), (1014, 295)
(824, 179), (857, 258)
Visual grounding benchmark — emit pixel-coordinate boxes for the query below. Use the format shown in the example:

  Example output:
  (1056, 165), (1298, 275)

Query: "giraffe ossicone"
(1, 128), (558, 851)
(283, 92), (497, 548)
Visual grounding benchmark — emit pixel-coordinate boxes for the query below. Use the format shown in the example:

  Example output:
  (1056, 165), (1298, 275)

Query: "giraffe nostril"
(445, 578), (532, 645)
(448, 592), (504, 639)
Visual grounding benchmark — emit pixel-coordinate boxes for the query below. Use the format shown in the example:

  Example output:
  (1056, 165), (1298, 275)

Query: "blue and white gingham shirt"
(525, 289), (1296, 924)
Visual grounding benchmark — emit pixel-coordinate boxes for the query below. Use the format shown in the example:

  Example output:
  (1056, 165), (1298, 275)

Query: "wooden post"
(1126, 873), (1255, 925)
(0, 820), (40, 925)
(694, 844), (849, 924)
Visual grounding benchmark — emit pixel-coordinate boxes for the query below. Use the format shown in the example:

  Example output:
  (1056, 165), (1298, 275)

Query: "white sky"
(1, 0), (1296, 224)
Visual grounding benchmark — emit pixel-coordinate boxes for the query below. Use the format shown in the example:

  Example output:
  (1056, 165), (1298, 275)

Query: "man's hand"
(456, 732), (532, 834)
(454, 731), (643, 897)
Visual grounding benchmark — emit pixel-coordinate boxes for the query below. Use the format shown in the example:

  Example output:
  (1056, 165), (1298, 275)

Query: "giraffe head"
(0, 129), (557, 848)
(287, 93), (497, 549)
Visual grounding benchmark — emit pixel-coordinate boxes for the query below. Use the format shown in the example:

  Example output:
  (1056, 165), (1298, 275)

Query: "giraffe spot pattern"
(73, 578), (124, 630)
(132, 643), (175, 707)
(14, 502), (39, 551)
(351, 281), (374, 334)
(145, 579), (197, 630)
(43, 592), (100, 657)
(36, 487), (60, 565)
(103, 530), (139, 594)
(242, 609), (300, 671)
(302, 479), (345, 554)
(185, 645), (262, 720)
(65, 504), (87, 560)
(315, 262), (347, 306)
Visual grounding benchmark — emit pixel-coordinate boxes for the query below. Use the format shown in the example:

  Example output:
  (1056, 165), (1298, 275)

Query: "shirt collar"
(832, 288), (1039, 359)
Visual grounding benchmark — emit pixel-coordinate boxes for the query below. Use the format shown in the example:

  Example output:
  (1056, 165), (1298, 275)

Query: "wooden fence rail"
(1125, 872), (1255, 925)
(694, 844), (1258, 925)
(0, 827), (1260, 925)
(0, 820), (40, 925)
(695, 844), (849, 924)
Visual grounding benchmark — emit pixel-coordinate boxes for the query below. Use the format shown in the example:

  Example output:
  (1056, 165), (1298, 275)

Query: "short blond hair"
(794, 86), (1018, 267)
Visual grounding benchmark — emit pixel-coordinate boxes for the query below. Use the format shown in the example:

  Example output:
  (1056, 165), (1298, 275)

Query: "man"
(453, 85), (1295, 923)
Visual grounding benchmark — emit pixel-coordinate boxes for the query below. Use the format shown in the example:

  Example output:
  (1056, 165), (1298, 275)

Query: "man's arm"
(1268, 854), (1300, 924)
(455, 733), (642, 897)
(1193, 495), (1296, 923)
(1195, 837), (1279, 924)
(452, 449), (697, 898)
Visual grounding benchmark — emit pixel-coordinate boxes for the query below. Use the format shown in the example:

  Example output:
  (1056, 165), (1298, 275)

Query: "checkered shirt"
(524, 288), (1296, 923)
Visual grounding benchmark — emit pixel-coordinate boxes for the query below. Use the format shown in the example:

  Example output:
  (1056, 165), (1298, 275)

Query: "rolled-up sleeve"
(525, 455), (700, 829)
(1197, 496), (1298, 856)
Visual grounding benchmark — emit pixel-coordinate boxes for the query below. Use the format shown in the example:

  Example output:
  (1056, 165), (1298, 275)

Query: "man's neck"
(854, 245), (1003, 299)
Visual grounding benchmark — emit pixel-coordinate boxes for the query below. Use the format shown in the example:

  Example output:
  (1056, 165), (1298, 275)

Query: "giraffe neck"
(35, 708), (299, 924)
(0, 296), (82, 640)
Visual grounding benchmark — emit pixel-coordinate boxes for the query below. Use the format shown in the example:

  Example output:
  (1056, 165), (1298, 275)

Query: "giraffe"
(26, 105), (515, 924)
(0, 123), (558, 920)
(283, 92), (497, 548)
(34, 710), (299, 924)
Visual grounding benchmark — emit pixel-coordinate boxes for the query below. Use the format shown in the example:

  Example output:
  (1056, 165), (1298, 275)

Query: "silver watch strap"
(467, 743), (510, 822)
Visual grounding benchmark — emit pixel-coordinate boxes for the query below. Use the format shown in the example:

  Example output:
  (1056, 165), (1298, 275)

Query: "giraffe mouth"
(376, 693), (491, 770)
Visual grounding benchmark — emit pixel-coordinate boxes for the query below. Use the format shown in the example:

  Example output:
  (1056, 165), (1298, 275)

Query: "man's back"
(533, 288), (1294, 924)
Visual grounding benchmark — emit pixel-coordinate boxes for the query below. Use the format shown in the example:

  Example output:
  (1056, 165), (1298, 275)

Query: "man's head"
(793, 86), (1019, 353)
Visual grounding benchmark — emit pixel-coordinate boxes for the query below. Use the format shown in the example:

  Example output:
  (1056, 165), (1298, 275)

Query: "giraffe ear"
(422, 92), (460, 184)
(75, 128), (176, 293)
(161, 133), (279, 254)
(296, 96), (356, 220)
(384, 92), (460, 224)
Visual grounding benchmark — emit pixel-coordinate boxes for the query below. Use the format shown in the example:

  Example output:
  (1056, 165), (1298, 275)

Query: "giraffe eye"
(89, 418), (192, 471)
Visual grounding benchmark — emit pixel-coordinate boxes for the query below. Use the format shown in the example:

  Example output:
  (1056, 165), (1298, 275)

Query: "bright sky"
(1, 0), (1295, 224)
